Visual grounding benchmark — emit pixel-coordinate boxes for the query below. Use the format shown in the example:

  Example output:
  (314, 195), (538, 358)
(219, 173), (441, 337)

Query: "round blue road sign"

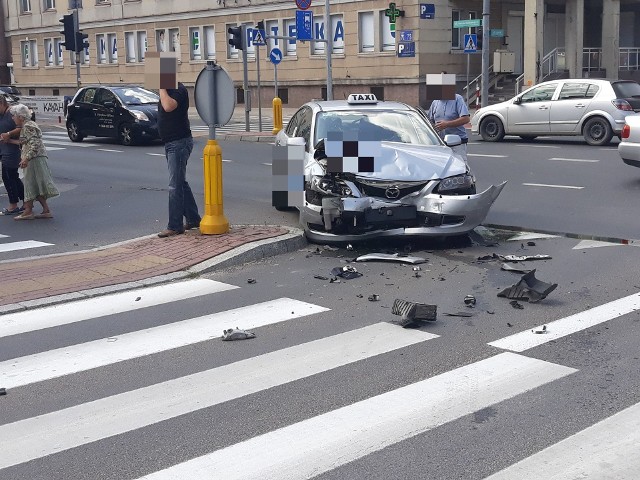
(270, 47), (283, 65)
(296, 0), (311, 10)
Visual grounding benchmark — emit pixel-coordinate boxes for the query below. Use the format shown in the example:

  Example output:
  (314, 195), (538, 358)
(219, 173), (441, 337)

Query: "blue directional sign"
(464, 34), (477, 53)
(270, 47), (283, 65)
(397, 41), (415, 58)
(420, 3), (435, 19)
(296, 10), (313, 41)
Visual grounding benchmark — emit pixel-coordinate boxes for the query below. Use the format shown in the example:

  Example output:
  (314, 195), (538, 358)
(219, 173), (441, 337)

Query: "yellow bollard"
(200, 139), (229, 234)
(272, 97), (283, 135)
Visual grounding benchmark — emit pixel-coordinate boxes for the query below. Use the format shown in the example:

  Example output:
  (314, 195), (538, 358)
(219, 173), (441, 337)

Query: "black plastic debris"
(509, 300), (524, 309)
(392, 299), (437, 327)
(330, 277), (341, 283)
(500, 263), (533, 274)
(507, 322), (513, 327)
(477, 253), (499, 261)
(464, 295), (476, 307)
(331, 265), (362, 280)
(443, 311), (474, 317)
(498, 269), (557, 303)
(355, 253), (427, 265)
(498, 254), (552, 262)
(222, 328), (256, 341)
(247, 279), (257, 284)
(368, 294), (380, 302)
(532, 325), (548, 334)
(356, 294), (364, 298)
(135, 297), (141, 302)
(527, 241), (536, 246)
(314, 275), (329, 280)
(0, 387), (6, 396)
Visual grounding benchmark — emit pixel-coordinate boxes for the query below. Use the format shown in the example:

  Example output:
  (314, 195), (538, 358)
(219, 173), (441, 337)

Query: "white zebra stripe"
(0, 240), (53, 253)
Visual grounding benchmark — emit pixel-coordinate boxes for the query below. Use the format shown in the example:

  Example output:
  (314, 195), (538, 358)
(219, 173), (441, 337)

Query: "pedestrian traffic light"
(75, 30), (89, 53)
(228, 25), (244, 51)
(256, 21), (265, 31)
(59, 14), (76, 51)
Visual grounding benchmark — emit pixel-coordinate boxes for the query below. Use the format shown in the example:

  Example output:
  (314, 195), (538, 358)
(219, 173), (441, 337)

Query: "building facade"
(1, 0), (639, 107)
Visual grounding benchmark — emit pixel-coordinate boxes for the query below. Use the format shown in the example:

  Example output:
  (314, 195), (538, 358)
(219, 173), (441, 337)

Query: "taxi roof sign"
(347, 93), (378, 104)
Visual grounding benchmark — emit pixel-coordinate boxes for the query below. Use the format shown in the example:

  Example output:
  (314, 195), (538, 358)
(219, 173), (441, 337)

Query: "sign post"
(463, 33), (477, 105)
(253, 28), (266, 132)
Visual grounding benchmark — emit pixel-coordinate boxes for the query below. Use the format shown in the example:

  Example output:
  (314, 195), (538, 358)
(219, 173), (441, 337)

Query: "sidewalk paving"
(0, 225), (306, 314)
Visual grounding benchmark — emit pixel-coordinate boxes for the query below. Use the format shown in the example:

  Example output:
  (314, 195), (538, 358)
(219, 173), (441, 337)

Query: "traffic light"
(75, 31), (89, 53)
(256, 21), (265, 31)
(59, 13), (76, 51)
(228, 25), (244, 51)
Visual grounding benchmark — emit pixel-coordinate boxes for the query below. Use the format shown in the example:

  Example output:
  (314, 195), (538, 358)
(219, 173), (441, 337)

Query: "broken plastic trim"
(497, 269), (558, 303)
(355, 253), (427, 264)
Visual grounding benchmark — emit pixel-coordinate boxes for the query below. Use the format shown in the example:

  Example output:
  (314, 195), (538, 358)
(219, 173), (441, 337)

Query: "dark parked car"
(66, 85), (160, 146)
(0, 85), (22, 96)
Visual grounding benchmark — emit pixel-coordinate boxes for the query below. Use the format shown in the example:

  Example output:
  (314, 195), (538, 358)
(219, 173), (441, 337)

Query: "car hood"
(352, 142), (467, 181)
(127, 105), (158, 119)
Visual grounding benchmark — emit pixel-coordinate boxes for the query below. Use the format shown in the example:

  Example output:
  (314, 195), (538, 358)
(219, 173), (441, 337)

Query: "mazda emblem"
(385, 186), (400, 199)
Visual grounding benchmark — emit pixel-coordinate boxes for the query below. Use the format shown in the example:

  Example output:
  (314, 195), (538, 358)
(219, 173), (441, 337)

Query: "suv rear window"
(612, 81), (640, 99)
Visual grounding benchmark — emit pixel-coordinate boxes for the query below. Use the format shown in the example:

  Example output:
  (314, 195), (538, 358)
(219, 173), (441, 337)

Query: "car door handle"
(574, 104), (586, 108)
(538, 106), (548, 110)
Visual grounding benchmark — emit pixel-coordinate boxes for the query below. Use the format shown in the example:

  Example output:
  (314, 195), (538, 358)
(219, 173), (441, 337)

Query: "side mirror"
(444, 134), (462, 147)
(314, 138), (326, 160)
(513, 96), (521, 105)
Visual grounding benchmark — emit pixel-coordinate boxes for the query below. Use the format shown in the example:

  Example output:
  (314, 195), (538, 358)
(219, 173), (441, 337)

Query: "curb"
(0, 226), (307, 315)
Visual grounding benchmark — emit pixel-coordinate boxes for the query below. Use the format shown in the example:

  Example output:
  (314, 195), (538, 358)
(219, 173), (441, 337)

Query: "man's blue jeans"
(165, 136), (200, 232)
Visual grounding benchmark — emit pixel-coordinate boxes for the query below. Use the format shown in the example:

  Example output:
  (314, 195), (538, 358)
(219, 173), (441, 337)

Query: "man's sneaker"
(184, 222), (200, 230)
(158, 229), (183, 238)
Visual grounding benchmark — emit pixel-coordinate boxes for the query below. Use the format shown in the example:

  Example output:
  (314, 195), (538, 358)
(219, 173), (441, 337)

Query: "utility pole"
(324, 0), (333, 100)
(73, 5), (81, 88)
(481, 0), (490, 107)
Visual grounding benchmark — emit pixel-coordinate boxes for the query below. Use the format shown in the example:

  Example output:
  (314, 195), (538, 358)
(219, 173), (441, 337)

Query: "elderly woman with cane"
(3, 104), (59, 220)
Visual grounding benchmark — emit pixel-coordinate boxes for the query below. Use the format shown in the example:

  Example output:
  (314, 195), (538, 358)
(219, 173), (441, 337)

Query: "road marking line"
(262, 162), (272, 166)
(96, 148), (124, 153)
(0, 298), (329, 389)
(0, 234), (9, 238)
(548, 157), (599, 163)
(0, 279), (238, 339)
(0, 240), (53, 254)
(0, 323), (436, 470)
(483, 401), (640, 479)
(488, 292), (640, 352)
(515, 144), (560, 149)
(522, 183), (584, 189)
(135, 353), (576, 480)
(506, 232), (560, 241)
(468, 153), (507, 158)
(42, 139), (98, 147)
(45, 146), (65, 151)
(146, 153), (165, 156)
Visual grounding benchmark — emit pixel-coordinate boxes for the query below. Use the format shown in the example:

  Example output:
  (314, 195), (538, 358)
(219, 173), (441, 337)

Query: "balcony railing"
(620, 47), (640, 71)
(583, 48), (603, 71)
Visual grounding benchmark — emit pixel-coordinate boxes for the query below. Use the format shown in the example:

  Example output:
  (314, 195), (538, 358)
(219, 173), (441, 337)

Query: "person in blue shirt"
(0, 96), (24, 215)
(427, 85), (470, 161)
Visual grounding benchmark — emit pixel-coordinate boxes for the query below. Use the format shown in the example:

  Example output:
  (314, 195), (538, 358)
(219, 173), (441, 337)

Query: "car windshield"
(613, 81), (640, 99)
(314, 110), (441, 146)
(113, 87), (159, 105)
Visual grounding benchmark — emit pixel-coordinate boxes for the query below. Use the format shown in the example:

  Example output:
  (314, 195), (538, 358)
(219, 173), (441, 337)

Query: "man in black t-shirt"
(157, 82), (201, 237)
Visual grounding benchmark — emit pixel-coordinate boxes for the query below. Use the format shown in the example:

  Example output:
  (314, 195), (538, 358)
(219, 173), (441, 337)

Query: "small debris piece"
(247, 279), (257, 284)
(346, 244), (354, 251)
(464, 295), (476, 307)
(497, 269), (557, 303)
(532, 325), (547, 334)
(368, 294), (380, 302)
(222, 327), (256, 341)
(509, 300), (524, 310)
(356, 294), (364, 298)
(507, 322), (513, 327)
(323, 245), (339, 251)
(135, 297), (141, 302)
(443, 311), (474, 317)
(329, 277), (341, 283)
(477, 253), (499, 261)
(487, 310), (495, 315)
(331, 265), (362, 280)
(414, 272), (422, 278)
(0, 387), (6, 396)
(413, 266), (421, 271)
(527, 241), (536, 246)
(468, 229), (500, 247)
(392, 299), (437, 327)
(498, 254), (552, 262)
(314, 275), (329, 280)
(355, 253), (427, 265)
(501, 263), (533, 274)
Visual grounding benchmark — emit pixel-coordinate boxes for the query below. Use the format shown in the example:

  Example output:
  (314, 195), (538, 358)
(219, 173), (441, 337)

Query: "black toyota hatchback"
(66, 85), (160, 146)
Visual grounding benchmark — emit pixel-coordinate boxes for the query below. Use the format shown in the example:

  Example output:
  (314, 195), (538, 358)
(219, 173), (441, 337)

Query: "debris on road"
(368, 294), (380, 302)
(498, 254), (552, 262)
(509, 300), (524, 309)
(477, 253), (499, 262)
(347, 244), (354, 251)
(247, 279), (257, 284)
(500, 263), (533, 274)
(532, 325), (548, 334)
(468, 229), (500, 247)
(464, 295), (476, 307)
(498, 269), (558, 303)
(331, 265), (362, 280)
(330, 277), (341, 283)
(527, 241), (536, 246)
(314, 275), (329, 280)
(222, 328), (256, 341)
(443, 311), (474, 317)
(355, 253), (427, 265)
(507, 322), (513, 327)
(0, 387), (6, 396)
(135, 297), (141, 302)
(392, 299), (437, 327)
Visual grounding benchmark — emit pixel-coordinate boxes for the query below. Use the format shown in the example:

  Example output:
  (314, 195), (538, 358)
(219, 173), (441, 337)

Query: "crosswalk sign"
(464, 34), (477, 53)
(253, 29), (266, 46)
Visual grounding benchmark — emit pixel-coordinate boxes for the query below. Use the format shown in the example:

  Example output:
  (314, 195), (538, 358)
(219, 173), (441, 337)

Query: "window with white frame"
(21, 40), (38, 66)
(284, 18), (296, 56)
(69, 44), (90, 65)
(189, 27), (202, 60)
(379, 12), (395, 52)
(312, 14), (344, 55)
(124, 31), (146, 63)
(20, 0), (31, 13)
(243, 23), (255, 59)
(227, 23), (239, 59)
(68, 0), (82, 7)
(43, 0), (55, 10)
(137, 31), (147, 61)
(96, 33), (107, 63)
(266, 20), (278, 51)
(107, 33), (117, 63)
(203, 26), (215, 60)
(452, 11), (478, 50)
(168, 28), (180, 56)
(359, 12), (374, 53)
(156, 29), (167, 52)
(44, 38), (64, 66)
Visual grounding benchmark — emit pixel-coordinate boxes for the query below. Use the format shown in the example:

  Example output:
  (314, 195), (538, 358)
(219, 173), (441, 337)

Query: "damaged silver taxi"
(275, 94), (506, 243)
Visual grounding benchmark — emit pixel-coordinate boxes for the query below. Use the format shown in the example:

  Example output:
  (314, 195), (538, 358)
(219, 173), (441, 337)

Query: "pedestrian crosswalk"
(1, 278), (639, 479)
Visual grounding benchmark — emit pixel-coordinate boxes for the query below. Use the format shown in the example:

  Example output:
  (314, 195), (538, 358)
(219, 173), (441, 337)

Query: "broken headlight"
(436, 174), (475, 194)
(310, 175), (353, 197)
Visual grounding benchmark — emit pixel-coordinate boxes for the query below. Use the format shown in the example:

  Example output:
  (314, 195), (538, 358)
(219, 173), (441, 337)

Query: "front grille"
(358, 182), (428, 199)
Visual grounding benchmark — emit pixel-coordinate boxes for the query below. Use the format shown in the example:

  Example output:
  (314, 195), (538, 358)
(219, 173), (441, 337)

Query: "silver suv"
(471, 79), (640, 146)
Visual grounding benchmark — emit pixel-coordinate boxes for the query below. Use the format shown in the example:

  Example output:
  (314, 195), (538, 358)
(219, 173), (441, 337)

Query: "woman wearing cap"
(5, 104), (59, 220)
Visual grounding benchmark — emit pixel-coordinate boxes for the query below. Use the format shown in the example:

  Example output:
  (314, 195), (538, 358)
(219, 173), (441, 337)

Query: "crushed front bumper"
(301, 181), (507, 243)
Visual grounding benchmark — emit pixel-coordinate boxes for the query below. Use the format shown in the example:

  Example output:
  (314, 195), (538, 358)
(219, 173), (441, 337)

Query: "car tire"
(119, 124), (136, 146)
(583, 116), (613, 146)
(519, 135), (537, 142)
(479, 116), (505, 142)
(67, 120), (84, 142)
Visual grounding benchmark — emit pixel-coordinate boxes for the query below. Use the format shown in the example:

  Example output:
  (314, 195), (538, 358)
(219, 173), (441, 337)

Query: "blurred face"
(12, 112), (25, 126)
